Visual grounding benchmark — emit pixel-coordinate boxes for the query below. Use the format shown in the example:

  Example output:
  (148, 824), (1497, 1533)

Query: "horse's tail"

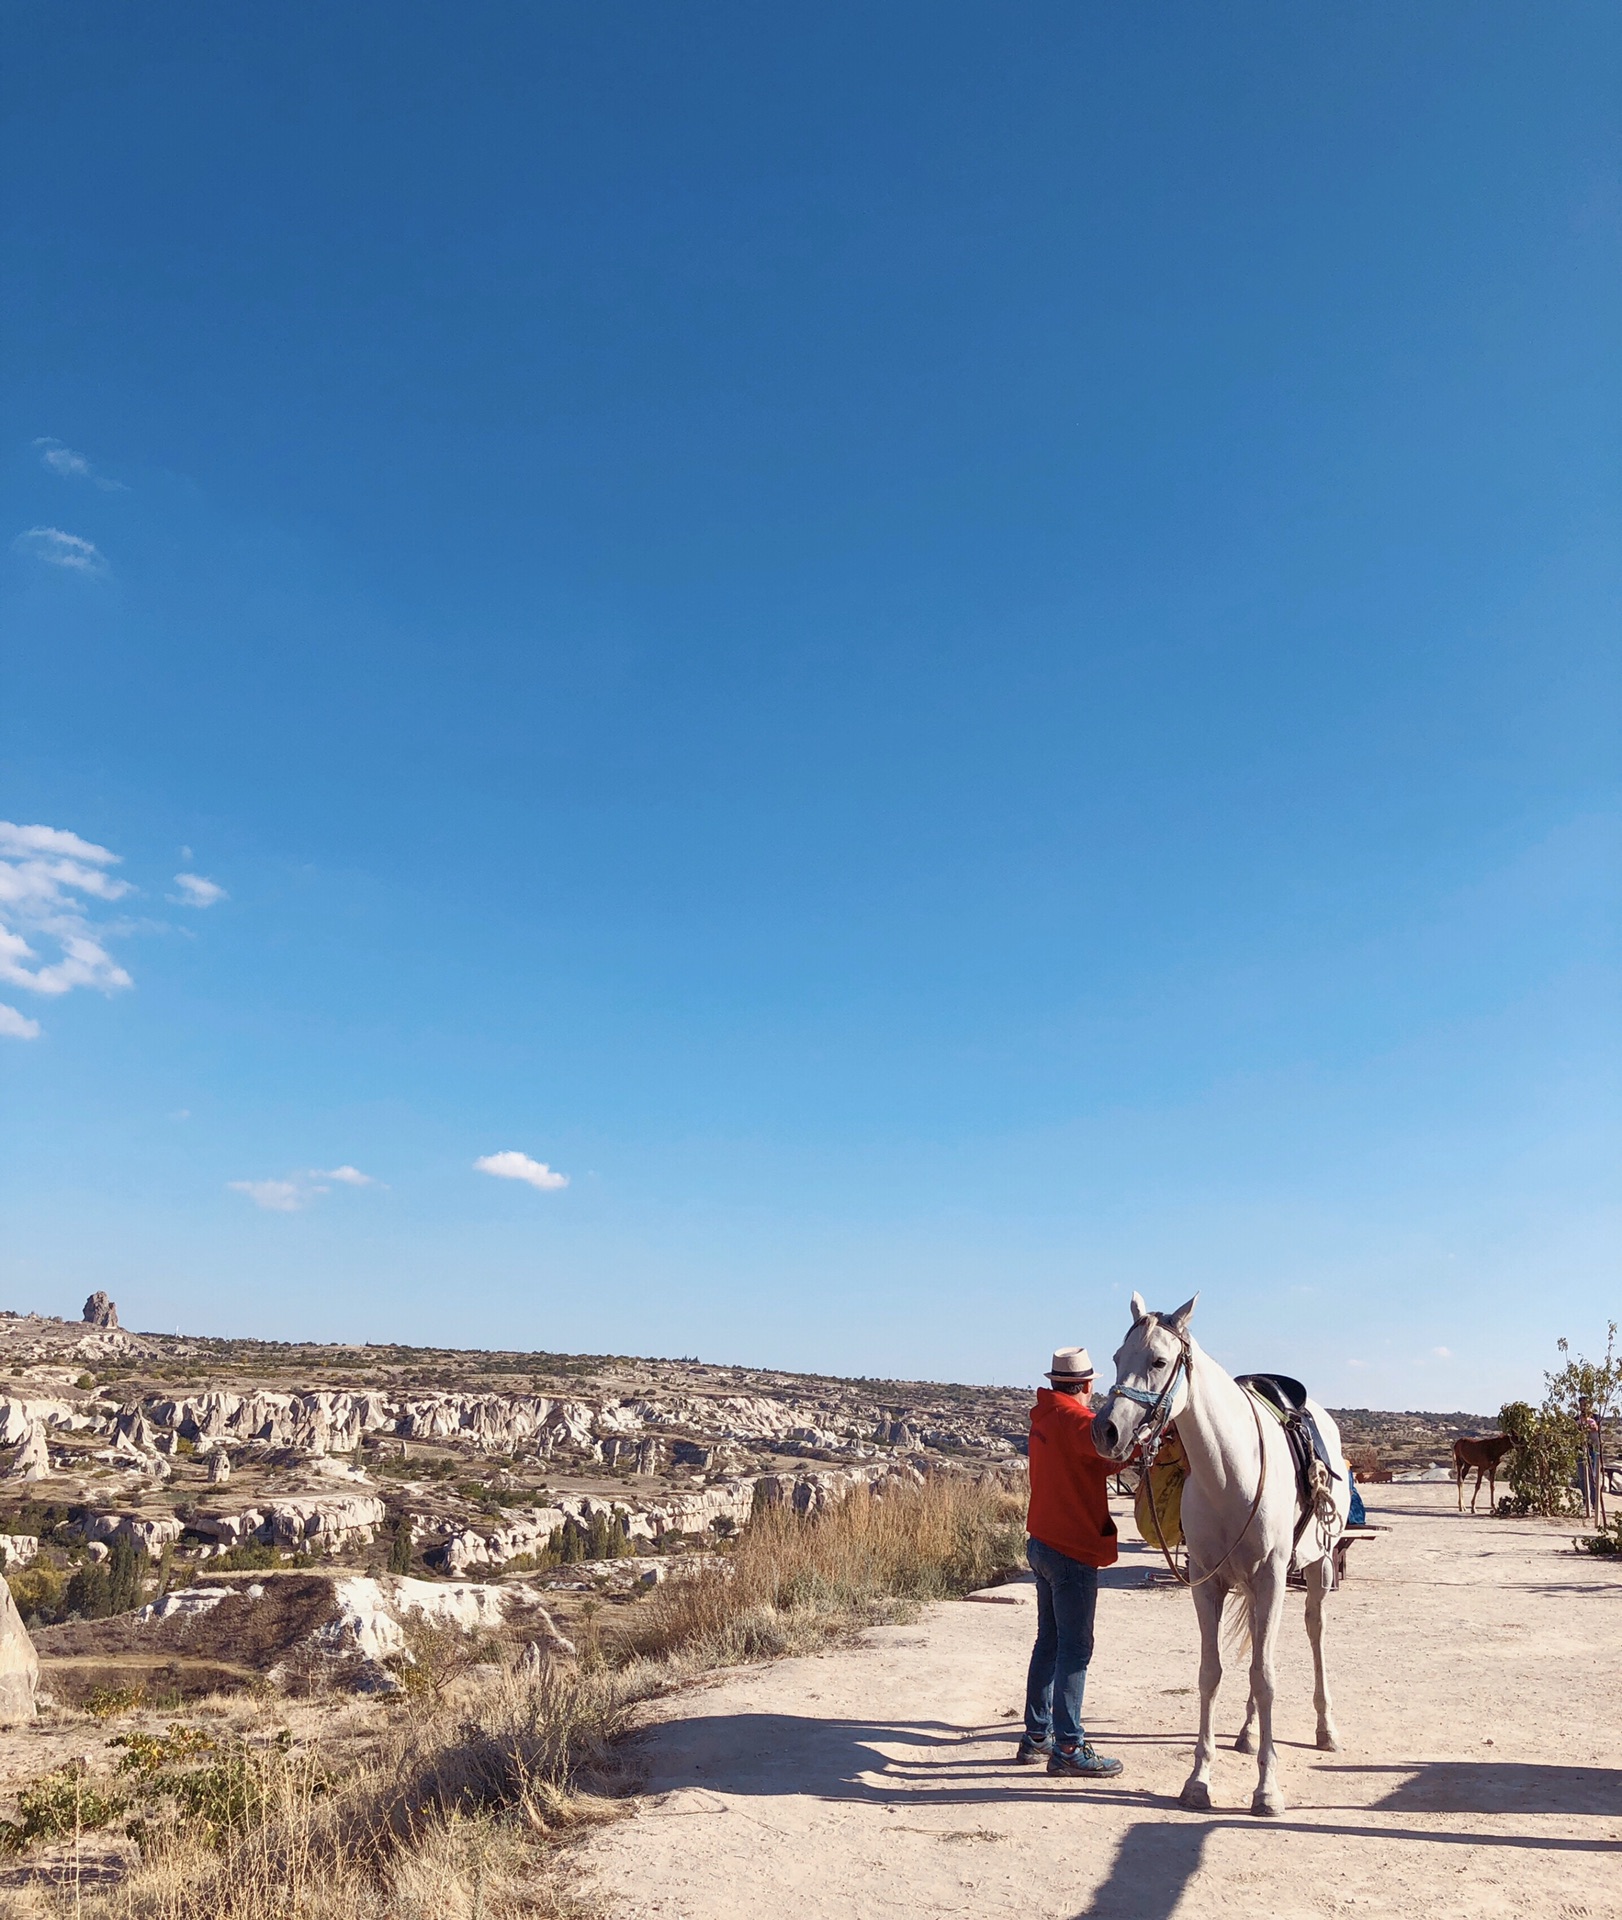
(1219, 1583), (1253, 1673)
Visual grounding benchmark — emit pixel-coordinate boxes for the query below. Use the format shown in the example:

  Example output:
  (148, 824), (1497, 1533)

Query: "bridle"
(1107, 1326), (1269, 1591)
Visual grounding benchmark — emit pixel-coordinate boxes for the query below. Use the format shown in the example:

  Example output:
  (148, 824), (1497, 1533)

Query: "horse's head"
(1093, 1291), (1198, 1461)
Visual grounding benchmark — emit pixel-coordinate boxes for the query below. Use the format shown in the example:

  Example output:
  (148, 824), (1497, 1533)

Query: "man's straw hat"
(1047, 1346), (1094, 1380)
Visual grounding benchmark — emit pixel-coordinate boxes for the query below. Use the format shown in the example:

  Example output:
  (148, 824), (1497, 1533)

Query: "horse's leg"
(1456, 1458), (1464, 1512)
(1233, 1686), (1258, 1754)
(1487, 1465), (1497, 1513)
(1248, 1560), (1288, 1817)
(1180, 1579), (1226, 1811)
(1305, 1555), (1339, 1751)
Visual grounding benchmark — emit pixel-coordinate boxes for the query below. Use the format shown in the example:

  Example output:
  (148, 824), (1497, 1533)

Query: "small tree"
(106, 1540), (148, 1614)
(65, 1560), (112, 1621)
(388, 1518), (412, 1575)
(1498, 1400), (1579, 1517)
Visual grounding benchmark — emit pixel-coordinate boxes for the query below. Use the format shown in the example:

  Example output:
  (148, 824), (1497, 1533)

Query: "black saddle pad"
(1235, 1372), (1309, 1418)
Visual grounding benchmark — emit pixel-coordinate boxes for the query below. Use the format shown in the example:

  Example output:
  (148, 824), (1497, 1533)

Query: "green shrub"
(107, 1539), (149, 1613)
(0, 1762), (126, 1852)
(1497, 1400), (1580, 1517)
(6, 1563), (67, 1626)
(207, 1541), (311, 1572)
(85, 1683), (148, 1720)
(65, 1559), (113, 1620)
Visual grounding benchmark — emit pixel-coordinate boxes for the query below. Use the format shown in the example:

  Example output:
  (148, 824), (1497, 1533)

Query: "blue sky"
(2, 4), (1617, 1410)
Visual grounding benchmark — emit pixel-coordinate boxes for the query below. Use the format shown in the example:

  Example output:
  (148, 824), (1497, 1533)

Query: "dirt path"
(583, 1485), (1622, 1919)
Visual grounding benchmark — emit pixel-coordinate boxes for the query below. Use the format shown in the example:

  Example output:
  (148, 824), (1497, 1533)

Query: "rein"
(1118, 1339), (1270, 1591)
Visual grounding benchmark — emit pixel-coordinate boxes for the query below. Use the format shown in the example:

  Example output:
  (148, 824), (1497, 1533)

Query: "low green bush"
(0, 1762), (127, 1852)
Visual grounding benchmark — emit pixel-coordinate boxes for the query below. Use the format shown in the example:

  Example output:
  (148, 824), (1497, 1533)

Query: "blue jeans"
(1024, 1537), (1099, 1749)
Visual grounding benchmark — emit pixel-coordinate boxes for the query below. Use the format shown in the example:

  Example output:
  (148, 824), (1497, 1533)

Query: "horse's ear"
(1165, 1293), (1199, 1332)
(1129, 1291), (1148, 1325)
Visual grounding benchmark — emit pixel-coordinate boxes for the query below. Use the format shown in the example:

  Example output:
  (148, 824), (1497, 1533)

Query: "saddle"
(1235, 1373), (1341, 1558)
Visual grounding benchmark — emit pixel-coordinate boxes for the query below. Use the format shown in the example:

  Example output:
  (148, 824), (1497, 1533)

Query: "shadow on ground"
(637, 1711), (1622, 1919)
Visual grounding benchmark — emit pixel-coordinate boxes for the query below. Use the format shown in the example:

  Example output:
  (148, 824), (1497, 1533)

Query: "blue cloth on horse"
(1347, 1474), (1366, 1528)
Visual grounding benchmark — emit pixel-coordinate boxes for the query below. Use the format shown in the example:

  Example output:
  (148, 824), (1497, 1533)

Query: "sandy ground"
(582, 1485), (1622, 1919)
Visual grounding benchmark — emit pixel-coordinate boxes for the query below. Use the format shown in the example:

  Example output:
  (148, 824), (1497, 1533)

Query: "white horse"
(1093, 1292), (1350, 1816)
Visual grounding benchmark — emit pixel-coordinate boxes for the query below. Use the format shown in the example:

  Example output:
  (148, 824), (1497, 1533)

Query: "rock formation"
(208, 1447), (232, 1485)
(82, 1291), (119, 1328)
(0, 1575), (38, 1722)
(80, 1512), (186, 1556)
(7, 1423), (50, 1482)
(190, 1493), (386, 1555)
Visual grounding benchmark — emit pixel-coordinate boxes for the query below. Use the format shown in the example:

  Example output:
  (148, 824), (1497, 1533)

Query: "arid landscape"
(0, 1301), (1610, 1917)
(582, 1483), (1622, 1920)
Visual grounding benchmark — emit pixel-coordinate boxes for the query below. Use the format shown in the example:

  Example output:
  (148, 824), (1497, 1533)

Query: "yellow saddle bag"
(1134, 1427), (1188, 1551)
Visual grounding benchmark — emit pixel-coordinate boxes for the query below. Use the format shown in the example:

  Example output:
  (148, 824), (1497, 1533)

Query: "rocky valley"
(0, 1297), (1499, 1715)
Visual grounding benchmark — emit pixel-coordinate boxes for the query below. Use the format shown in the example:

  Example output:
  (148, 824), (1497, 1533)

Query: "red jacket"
(1026, 1388), (1119, 1568)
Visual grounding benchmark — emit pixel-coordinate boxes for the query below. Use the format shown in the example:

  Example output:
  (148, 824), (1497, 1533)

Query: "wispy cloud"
(33, 438), (125, 491)
(1432, 1346), (1453, 1360)
(0, 821), (133, 1040)
(475, 1150), (570, 1191)
(229, 1166), (383, 1210)
(229, 1179), (305, 1213)
(170, 873), (227, 908)
(13, 527), (107, 574)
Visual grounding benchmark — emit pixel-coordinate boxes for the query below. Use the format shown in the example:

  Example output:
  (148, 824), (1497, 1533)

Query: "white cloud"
(13, 527), (107, 574)
(1432, 1346), (1453, 1360)
(230, 1165), (383, 1210)
(0, 1004), (42, 1041)
(171, 873), (227, 908)
(229, 1179), (305, 1213)
(0, 823), (121, 866)
(475, 1150), (569, 1191)
(0, 821), (134, 1037)
(33, 438), (125, 491)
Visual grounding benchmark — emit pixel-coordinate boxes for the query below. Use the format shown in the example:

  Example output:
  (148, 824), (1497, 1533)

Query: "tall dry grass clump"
(40, 1661), (647, 1920)
(21, 1473), (1027, 1918)
(624, 1474), (1027, 1667)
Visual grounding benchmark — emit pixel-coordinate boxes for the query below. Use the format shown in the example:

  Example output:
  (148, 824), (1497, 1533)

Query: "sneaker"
(1047, 1742), (1123, 1779)
(1013, 1735), (1052, 1764)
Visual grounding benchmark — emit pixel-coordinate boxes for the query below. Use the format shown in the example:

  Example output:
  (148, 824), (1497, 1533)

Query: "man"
(1017, 1345), (1124, 1778)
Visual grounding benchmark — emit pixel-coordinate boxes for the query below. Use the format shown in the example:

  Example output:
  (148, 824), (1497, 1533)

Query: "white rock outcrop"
(7, 1422), (51, 1482)
(133, 1587), (233, 1625)
(0, 1397), (75, 1447)
(191, 1494), (386, 1553)
(80, 1513), (186, 1556)
(316, 1575), (575, 1672)
(0, 1576), (37, 1723)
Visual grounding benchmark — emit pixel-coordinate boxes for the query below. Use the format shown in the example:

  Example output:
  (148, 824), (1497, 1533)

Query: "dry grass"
(8, 1474), (1026, 1920)
(621, 1474), (1027, 1667)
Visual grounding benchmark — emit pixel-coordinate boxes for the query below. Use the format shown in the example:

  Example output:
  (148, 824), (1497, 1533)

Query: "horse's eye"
(1149, 1360), (1165, 1372)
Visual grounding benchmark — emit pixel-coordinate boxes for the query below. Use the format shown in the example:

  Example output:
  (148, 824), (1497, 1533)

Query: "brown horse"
(1454, 1434), (1512, 1514)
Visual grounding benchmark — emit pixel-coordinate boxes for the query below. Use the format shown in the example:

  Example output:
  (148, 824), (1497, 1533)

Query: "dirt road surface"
(584, 1484), (1622, 1918)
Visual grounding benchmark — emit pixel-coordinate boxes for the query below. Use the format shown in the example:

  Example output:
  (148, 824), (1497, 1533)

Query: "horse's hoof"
(1180, 1780), (1213, 1812)
(1250, 1791), (1286, 1818)
(1316, 1729), (1341, 1752)
(1232, 1731), (1254, 1754)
